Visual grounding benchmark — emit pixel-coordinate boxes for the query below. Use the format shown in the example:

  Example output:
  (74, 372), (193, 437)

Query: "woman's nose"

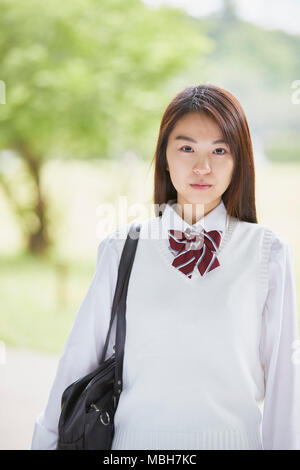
(193, 154), (211, 174)
(193, 164), (210, 174)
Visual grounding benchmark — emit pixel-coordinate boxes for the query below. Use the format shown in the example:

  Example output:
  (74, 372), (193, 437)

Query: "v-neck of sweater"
(148, 212), (239, 284)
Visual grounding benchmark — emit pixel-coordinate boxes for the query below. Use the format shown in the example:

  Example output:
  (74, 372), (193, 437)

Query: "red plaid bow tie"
(168, 226), (223, 279)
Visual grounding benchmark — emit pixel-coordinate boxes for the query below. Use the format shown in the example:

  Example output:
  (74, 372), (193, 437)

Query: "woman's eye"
(214, 148), (226, 155)
(180, 146), (193, 152)
(179, 146), (227, 155)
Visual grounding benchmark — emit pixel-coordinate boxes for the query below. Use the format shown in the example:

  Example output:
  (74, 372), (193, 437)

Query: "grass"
(0, 159), (300, 354)
(0, 251), (96, 354)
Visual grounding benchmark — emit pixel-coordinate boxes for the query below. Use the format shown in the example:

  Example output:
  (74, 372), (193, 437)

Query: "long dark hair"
(150, 83), (257, 223)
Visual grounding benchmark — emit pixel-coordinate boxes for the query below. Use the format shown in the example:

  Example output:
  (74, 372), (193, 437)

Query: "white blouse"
(30, 201), (300, 450)
(259, 233), (300, 449)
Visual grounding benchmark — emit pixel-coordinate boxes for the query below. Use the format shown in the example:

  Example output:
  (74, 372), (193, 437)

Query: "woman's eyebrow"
(174, 135), (228, 145)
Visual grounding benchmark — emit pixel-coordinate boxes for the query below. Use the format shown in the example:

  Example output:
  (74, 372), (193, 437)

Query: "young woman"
(30, 84), (300, 450)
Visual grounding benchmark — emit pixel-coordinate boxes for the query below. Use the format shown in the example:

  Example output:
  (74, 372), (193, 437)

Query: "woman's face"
(165, 111), (234, 221)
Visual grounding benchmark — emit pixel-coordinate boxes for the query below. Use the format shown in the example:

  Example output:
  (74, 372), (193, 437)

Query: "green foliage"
(0, 0), (211, 160)
(266, 135), (300, 163)
(199, 12), (300, 162)
(0, 250), (96, 354)
(207, 19), (300, 89)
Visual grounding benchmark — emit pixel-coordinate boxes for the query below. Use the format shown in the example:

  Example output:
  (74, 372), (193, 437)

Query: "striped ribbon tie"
(168, 226), (223, 279)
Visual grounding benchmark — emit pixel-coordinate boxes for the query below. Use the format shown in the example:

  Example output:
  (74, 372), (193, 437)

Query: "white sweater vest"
(107, 215), (273, 450)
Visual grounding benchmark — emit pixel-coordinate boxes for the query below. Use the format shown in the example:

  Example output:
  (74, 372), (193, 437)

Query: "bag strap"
(113, 221), (141, 402)
(99, 221), (141, 366)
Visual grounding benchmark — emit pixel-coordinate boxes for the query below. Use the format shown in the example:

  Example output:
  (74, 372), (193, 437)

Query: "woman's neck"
(175, 197), (222, 225)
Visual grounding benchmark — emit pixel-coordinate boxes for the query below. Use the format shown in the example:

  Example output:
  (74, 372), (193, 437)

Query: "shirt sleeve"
(260, 233), (300, 450)
(30, 234), (119, 450)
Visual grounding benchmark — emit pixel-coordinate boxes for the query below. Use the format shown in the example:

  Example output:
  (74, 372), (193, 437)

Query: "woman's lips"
(190, 184), (212, 190)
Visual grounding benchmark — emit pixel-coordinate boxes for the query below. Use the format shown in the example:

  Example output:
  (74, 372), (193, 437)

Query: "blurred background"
(0, 0), (299, 450)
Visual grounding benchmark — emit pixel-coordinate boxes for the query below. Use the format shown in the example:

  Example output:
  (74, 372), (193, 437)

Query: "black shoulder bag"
(56, 221), (141, 449)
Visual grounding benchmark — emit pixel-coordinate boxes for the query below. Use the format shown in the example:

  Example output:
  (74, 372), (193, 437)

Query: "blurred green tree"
(0, 0), (212, 255)
(202, 0), (300, 161)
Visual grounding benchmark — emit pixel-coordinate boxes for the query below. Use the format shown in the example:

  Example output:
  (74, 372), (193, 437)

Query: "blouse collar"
(159, 198), (228, 240)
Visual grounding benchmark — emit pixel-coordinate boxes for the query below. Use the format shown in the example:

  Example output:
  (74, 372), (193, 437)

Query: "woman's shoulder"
(102, 216), (159, 258)
(234, 217), (291, 253)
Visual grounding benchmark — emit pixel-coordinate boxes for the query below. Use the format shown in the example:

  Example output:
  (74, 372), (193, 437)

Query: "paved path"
(0, 346), (60, 450)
